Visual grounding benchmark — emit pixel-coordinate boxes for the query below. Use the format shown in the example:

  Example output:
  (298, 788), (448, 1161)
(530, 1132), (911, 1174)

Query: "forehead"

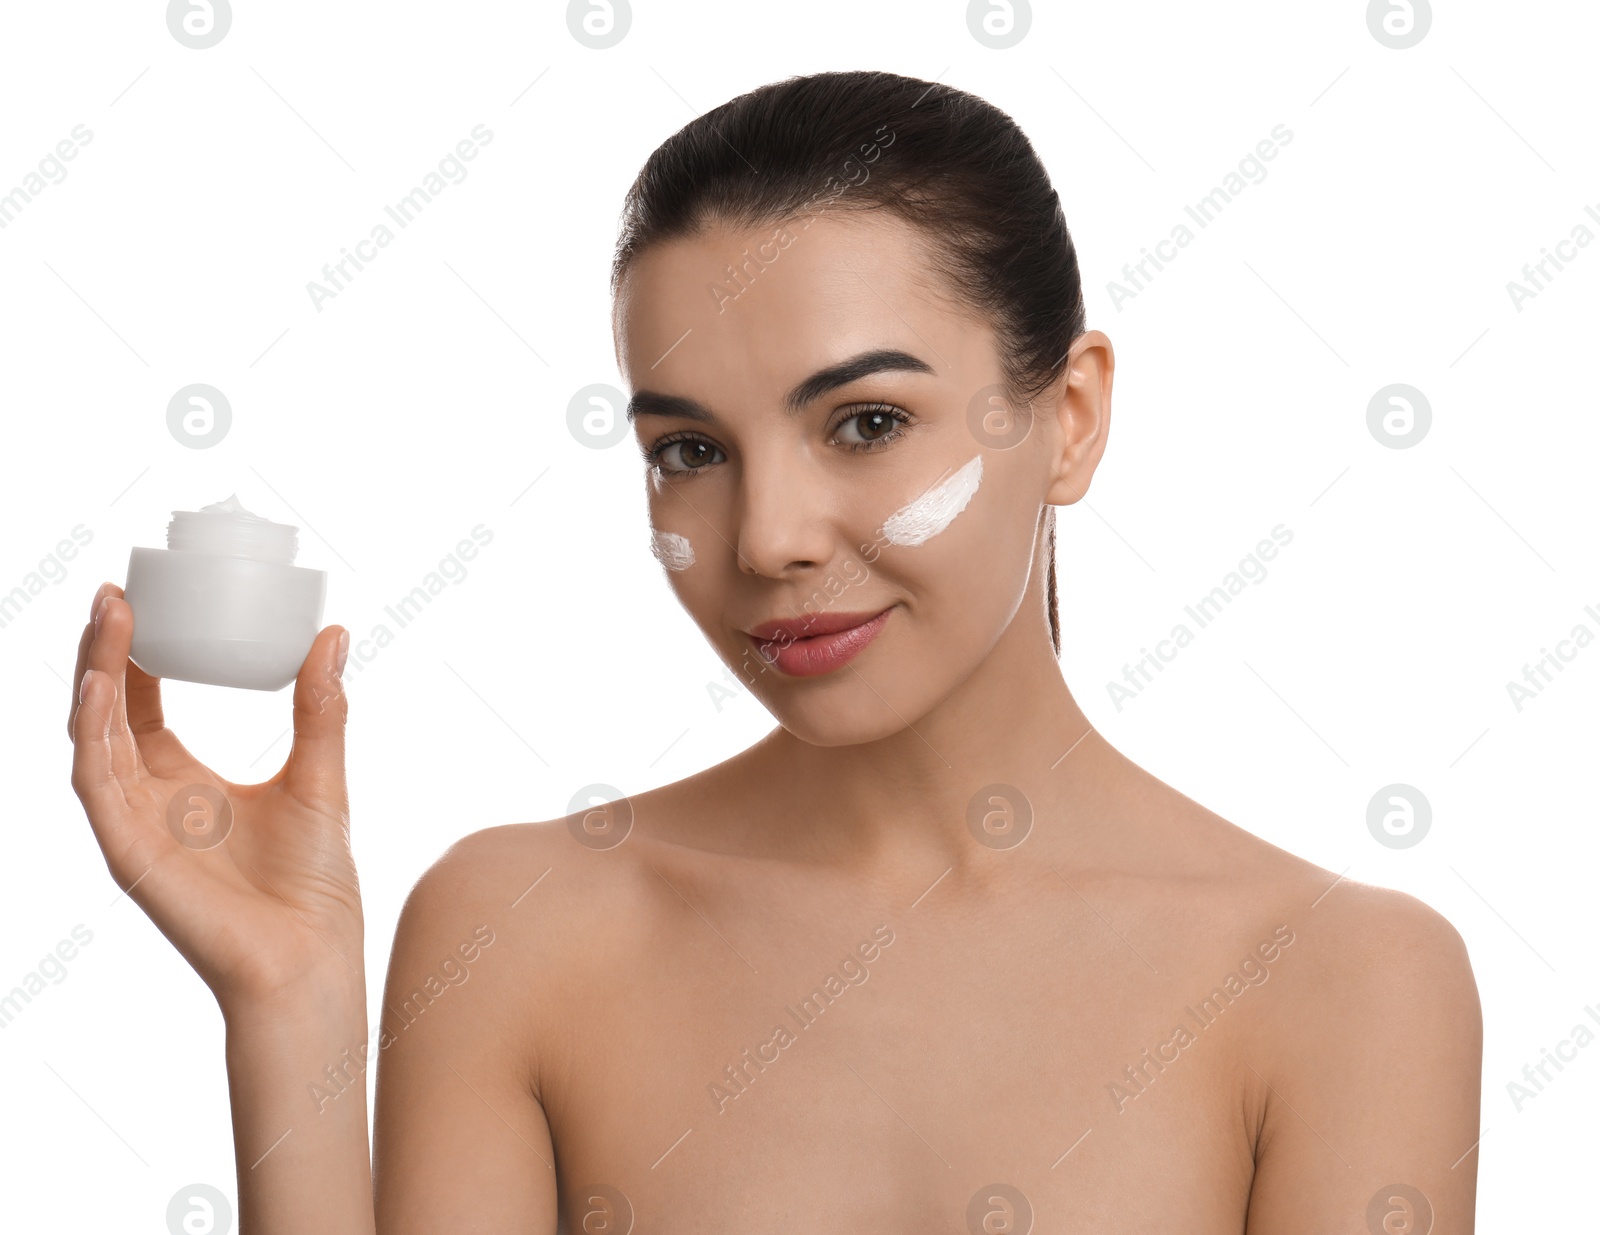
(612, 210), (989, 397)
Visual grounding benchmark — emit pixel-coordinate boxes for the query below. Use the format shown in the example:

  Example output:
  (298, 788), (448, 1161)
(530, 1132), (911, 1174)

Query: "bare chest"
(543, 885), (1274, 1233)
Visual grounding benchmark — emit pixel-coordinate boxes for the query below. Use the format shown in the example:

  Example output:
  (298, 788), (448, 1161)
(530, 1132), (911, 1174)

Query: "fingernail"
(94, 595), (109, 633)
(335, 629), (350, 677)
(79, 669), (94, 703)
(89, 583), (108, 620)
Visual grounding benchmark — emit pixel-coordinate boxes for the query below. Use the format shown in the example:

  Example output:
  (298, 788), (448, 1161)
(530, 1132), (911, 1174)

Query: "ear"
(1042, 330), (1113, 507)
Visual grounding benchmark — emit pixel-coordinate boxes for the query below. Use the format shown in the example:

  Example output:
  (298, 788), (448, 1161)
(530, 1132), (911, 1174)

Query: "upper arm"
(372, 826), (561, 1234)
(1244, 887), (1483, 1234)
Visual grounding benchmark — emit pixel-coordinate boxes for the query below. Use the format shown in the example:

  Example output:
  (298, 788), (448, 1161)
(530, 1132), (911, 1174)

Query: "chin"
(760, 679), (936, 748)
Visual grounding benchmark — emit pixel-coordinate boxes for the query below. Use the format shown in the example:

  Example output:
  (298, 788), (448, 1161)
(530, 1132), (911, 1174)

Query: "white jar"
(122, 494), (327, 691)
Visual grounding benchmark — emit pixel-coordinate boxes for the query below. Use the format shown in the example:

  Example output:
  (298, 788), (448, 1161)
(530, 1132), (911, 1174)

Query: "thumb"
(285, 626), (349, 805)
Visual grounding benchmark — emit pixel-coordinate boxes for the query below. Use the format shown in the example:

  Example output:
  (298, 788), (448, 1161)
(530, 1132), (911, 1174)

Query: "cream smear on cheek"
(881, 454), (984, 546)
(650, 528), (696, 571)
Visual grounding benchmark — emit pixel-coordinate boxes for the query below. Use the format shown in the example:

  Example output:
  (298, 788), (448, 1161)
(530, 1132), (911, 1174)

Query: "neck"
(743, 602), (1112, 882)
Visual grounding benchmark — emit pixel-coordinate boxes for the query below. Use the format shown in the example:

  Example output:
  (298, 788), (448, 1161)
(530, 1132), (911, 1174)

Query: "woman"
(69, 70), (1481, 1233)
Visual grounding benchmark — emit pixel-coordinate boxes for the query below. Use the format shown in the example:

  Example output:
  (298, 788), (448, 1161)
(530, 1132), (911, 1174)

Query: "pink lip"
(744, 608), (894, 643)
(746, 606), (894, 678)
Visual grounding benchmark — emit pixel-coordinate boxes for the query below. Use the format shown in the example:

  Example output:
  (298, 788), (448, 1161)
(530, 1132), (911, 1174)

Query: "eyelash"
(646, 403), (915, 477)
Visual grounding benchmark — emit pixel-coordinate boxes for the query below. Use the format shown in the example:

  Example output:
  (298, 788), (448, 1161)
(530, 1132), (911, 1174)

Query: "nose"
(734, 445), (838, 578)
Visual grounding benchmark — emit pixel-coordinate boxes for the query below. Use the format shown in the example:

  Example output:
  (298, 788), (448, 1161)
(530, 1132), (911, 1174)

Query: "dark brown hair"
(611, 70), (1086, 655)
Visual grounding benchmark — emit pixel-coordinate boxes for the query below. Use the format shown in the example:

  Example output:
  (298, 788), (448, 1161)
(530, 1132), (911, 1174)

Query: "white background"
(1, 0), (1594, 1228)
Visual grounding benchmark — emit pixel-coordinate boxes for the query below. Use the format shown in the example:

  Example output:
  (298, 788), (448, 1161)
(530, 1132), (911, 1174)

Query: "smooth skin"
(70, 210), (1481, 1233)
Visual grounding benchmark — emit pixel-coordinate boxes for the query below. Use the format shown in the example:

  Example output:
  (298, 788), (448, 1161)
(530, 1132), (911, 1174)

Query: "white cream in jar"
(122, 494), (327, 690)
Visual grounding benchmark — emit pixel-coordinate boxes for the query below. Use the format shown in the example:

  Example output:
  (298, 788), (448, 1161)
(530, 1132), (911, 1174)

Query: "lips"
(744, 608), (893, 644)
(742, 606), (895, 678)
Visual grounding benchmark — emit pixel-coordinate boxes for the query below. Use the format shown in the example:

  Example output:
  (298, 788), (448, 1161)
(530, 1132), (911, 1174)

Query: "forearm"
(222, 972), (376, 1235)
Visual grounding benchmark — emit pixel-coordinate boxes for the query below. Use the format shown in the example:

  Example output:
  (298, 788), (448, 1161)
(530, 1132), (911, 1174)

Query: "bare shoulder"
(1204, 862), (1484, 1222)
(1124, 792), (1485, 1218)
(1176, 790), (1483, 1034)
(391, 807), (667, 993)
(388, 779), (725, 992)
(1118, 773), (1472, 984)
(372, 807), (679, 1232)
(1111, 777), (1481, 1059)
(1260, 872), (1482, 1060)
(381, 820), (591, 1079)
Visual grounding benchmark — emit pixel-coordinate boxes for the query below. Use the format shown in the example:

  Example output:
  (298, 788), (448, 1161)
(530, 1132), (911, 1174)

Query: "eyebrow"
(625, 348), (936, 424)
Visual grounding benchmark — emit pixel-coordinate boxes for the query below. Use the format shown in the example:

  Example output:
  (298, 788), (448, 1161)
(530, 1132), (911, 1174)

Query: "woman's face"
(613, 210), (1107, 747)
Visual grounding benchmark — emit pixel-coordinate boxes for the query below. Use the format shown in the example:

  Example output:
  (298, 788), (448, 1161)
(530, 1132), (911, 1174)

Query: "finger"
(283, 627), (349, 811)
(67, 582), (115, 740)
(70, 668), (135, 864)
(125, 659), (165, 735)
(72, 669), (183, 901)
(86, 594), (149, 785)
(123, 658), (201, 778)
(87, 584), (199, 777)
(67, 618), (95, 741)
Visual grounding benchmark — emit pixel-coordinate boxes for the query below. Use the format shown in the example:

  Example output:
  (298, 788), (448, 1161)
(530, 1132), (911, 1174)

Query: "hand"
(68, 582), (363, 1011)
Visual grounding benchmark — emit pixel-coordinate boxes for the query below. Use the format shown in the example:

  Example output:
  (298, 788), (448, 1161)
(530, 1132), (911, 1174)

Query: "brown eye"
(834, 404), (912, 451)
(653, 437), (724, 474)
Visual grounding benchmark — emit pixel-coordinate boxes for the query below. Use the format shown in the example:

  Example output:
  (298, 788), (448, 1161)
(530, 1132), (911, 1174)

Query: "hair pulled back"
(612, 70), (1085, 654)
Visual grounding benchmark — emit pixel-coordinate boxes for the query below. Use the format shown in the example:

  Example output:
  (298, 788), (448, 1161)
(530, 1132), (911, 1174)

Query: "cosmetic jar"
(122, 494), (327, 691)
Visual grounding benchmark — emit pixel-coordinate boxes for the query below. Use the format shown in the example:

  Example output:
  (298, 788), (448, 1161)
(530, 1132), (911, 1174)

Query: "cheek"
(880, 453), (984, 547)
(656, 545), (724, 629)
(650, 528), (696, 571)
(890, 475), (1038, 631)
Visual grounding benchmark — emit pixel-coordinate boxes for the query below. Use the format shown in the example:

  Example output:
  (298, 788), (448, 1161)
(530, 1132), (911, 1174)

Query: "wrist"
(218, 959), (367, 1031)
